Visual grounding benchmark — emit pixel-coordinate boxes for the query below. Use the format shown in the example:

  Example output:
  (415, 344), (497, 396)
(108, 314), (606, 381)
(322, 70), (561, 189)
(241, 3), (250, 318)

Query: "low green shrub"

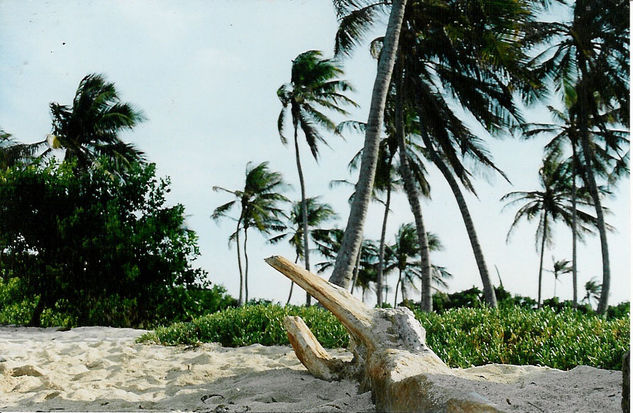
(139, 304), (630, 371)
(416, 306), (629, 370)
(138, 304), (348, 348)
(0, 276), (237, 328)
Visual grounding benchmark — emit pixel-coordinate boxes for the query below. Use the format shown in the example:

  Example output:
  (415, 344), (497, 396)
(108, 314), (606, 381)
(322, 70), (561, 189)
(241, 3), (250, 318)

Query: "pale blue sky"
(0, 1), (629, 306)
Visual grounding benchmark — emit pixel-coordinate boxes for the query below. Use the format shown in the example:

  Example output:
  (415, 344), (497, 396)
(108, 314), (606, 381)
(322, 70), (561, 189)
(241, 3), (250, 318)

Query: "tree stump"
(265, 255), (502, 412)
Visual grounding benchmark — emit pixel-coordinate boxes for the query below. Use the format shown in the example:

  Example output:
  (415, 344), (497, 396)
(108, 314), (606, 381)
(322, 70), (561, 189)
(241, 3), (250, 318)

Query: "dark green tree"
(0, 158), (206, 327)
(384, 224), (451, 306)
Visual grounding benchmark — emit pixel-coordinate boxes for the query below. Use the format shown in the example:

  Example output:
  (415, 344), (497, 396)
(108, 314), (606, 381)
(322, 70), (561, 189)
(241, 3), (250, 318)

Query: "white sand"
(0, 327), (623, 412)
(0, 327), (373, 412)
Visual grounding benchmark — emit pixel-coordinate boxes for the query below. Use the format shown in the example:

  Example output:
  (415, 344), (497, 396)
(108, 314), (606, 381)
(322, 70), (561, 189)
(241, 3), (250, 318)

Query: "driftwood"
(266, 255), (503, 412)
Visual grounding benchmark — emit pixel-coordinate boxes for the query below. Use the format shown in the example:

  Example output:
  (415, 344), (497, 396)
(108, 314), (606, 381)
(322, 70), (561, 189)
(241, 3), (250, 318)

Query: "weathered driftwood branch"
(266, 255), (503, 412)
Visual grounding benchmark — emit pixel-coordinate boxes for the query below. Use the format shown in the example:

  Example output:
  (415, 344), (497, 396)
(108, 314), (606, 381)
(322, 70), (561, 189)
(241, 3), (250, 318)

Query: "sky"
(0, 1), (629, 307)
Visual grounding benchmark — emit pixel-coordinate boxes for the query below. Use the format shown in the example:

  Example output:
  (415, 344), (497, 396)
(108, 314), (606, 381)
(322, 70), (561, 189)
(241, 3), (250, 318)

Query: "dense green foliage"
(417, 307), (629, 370)
(0, 276), (237, 328)
(138, 303), (629, 371)
(138, 304), (349, 348)
(0, 159), (214, 327)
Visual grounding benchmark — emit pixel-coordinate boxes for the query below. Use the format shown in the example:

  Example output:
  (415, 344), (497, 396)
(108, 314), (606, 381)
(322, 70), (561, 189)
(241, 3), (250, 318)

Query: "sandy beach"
(0, 326), (623, 412)
(0, 327), (373, 412)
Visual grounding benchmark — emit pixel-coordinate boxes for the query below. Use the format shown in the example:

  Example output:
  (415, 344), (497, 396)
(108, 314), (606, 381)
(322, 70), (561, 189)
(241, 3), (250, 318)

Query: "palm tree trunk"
(350, 236), (363, 294)
(537, 212), (548, 309)
(329, 0), (407, 288)
(571, 140), (578, 306)
(397, 131), (432, 312)
(576, 61), (610, 314)
(394, 269), (402, 307)
(286, 254), (300, 306)
(417, 122), (497, 308)
(376, 182), (392, 307)
(293, 125), (312, 306)
(235, 215), (244, 306)
(394, 67), (432, 312)
(577, 84), (610, 315)
(580, 141), (610, 314)
(244, 227), (250, 304)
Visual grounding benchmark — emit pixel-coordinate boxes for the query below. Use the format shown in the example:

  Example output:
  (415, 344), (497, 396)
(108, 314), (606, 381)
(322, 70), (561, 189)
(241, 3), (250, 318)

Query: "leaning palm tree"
(343, 0), (537, 309)
(269, 197), (337, 305)
(328, 0), (408, 289)
(46, 73), (146, 174)
(212, 162), (289, 305)
(526, 0), (629, 313)
(277, 50), (357, 305)
(502, 152), (600, 307)
(582, 278), (602, 310)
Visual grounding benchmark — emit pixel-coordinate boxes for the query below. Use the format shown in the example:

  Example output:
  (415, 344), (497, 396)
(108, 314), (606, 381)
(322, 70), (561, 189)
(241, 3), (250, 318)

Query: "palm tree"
(0, 130), (41, 169)
(328, 0), (408, 290)
(524, 95), (627, 305)
(385, 224), (451, 307)
(337, 0), (537, 309)
(546, 258), (572, 298)
(313, 229), (376, 300)
(526, 0), (629, 313)
(582, 278), (602, 309)
(269, 197), (337, 305)
(46, 74), (146, 174)
(212, 162), (288, 305)
(277, 50), (357, 305)
(502, 152), (600, 307)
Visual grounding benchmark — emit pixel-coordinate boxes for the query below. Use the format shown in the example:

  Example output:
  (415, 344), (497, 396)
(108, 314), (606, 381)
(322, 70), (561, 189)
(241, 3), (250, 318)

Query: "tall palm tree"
(277, 50), (357, 305)
(502, 152), (600, 307)
(526, 0), (629, 313)
(384, 224), (451, 306)
(46, 74), (146, 173)
(339, 0), (538, 309)
(337, 113), (431, 306)
(524, 93), (628, 305)
(212, 162), (288, 305)
(269, 197), (337, 305)
(328, 0), (408, 289)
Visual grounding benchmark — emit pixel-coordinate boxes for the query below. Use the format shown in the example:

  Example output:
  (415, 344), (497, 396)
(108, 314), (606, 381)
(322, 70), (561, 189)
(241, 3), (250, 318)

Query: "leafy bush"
(138, 304), (348, 348)
(416, 306), (629, 370)
(0, 159), (208, 327)
(0, 276), (237, 328)
(0, 277), (35, 325)
(139, 304), (630, 371)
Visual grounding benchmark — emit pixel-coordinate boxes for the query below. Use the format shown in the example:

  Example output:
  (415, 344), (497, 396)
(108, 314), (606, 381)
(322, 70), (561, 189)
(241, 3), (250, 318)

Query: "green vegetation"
(0, 275), (236, 328)
(138, 303), (629, 371)
(138, 304), (348, 348)
(0, 158), (227, 327)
